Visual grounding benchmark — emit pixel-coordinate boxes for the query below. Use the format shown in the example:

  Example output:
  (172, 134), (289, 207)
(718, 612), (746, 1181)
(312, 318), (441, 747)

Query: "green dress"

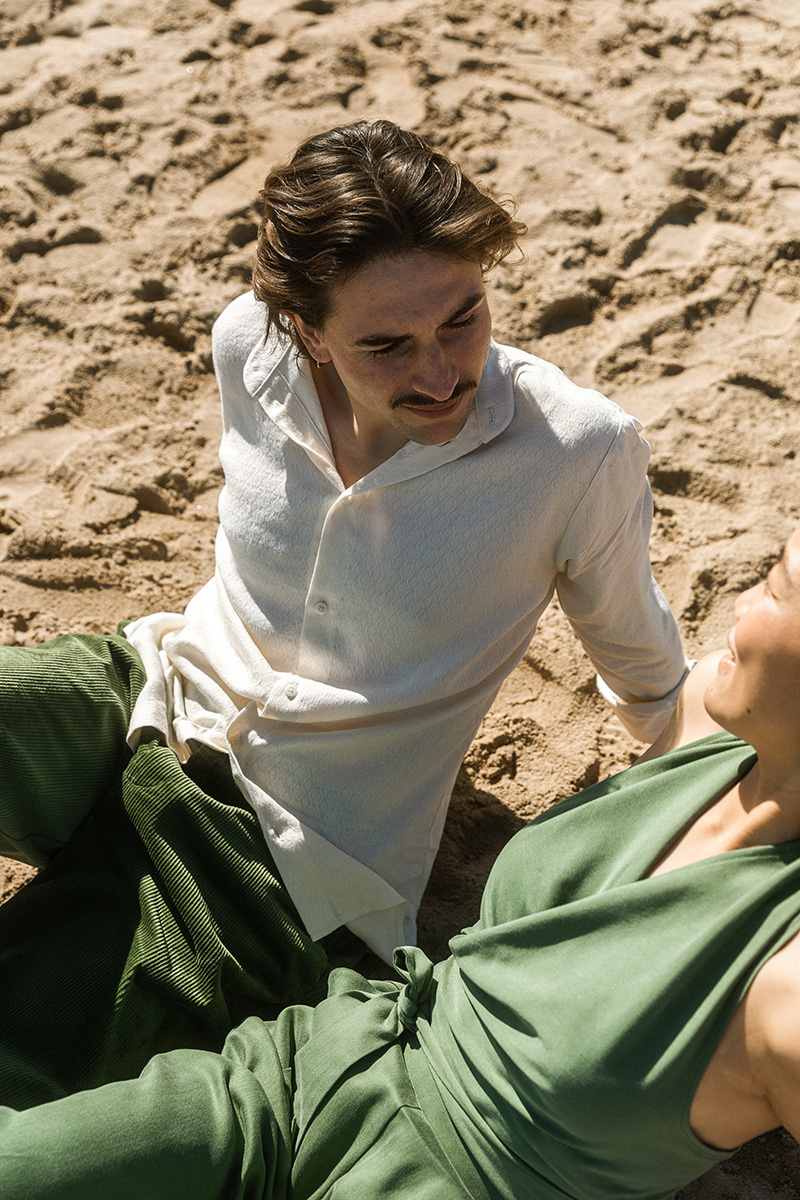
(2, 732), (799, 1200)
(419, 730), (800, 1198)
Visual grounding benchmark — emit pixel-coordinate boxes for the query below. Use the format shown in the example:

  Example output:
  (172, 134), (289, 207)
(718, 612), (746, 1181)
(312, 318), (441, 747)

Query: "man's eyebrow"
(444, 291), (486, 323)
(353, 291), (485, 348)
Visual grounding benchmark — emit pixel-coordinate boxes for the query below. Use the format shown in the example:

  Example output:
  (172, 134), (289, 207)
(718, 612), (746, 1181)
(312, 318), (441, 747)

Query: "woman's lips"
(719, 635), (736, 669)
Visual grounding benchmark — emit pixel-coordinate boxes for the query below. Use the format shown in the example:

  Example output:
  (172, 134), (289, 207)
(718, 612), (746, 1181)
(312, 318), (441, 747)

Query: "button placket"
(296, 485), (353, 677)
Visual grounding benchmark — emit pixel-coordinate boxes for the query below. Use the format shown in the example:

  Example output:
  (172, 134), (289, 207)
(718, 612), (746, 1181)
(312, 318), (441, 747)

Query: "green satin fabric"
(421, 733), (800, 1199)
(0, 964), (483, 1200)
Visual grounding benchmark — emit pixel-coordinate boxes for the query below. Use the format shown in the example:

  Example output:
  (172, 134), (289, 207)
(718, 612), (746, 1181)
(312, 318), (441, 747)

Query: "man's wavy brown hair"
(252, 120), (525, 355)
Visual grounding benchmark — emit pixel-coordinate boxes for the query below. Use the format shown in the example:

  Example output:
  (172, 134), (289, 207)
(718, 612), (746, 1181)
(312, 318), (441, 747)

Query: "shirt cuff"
(596, 660), (695, 743)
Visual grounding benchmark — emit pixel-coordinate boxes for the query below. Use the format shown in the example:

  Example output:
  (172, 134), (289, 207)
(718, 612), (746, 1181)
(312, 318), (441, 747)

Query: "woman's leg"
(0, 1022), (292, 1200)
(0, 633), (144, 864)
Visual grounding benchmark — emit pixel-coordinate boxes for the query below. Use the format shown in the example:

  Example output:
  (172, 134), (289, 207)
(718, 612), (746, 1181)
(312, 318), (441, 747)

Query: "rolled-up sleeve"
(555, 418), (690, 743)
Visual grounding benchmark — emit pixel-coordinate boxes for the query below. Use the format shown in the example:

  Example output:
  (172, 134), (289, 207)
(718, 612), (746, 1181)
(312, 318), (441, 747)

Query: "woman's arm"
(635, 650), (727, 765)
(735, 934), (800, 1146)
(689, 934), (800, 1150)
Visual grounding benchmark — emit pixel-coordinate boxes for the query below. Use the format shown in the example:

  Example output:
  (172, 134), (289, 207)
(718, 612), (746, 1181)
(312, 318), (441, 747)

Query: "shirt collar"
(242, 332), (516, 489)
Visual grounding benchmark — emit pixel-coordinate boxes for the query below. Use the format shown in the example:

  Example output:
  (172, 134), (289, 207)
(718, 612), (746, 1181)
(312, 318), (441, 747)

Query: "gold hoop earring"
(315, 359), (322, 370)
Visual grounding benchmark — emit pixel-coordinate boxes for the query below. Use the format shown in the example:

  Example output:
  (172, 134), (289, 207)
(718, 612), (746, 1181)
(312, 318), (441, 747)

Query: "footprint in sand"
(620, 197), (711, 271)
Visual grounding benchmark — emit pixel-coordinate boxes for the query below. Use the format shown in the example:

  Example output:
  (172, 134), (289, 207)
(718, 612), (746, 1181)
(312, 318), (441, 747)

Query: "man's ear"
(287, 314), (329, 364)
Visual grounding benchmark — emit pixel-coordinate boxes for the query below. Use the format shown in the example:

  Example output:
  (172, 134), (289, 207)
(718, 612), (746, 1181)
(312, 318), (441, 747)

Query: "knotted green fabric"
(0, 961), (484, 1200)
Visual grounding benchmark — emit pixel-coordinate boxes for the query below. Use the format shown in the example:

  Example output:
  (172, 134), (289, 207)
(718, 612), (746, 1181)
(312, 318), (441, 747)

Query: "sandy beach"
(2, 0), (800, 1191)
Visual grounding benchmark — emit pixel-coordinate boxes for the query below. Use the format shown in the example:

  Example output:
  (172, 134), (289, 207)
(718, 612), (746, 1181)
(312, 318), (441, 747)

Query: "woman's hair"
(252, 119), (525, 354)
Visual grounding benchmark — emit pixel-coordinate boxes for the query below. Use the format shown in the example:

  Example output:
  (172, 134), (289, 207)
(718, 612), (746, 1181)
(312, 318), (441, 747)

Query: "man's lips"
(395, 382), (477, 417)
(402, 396), (464, 418)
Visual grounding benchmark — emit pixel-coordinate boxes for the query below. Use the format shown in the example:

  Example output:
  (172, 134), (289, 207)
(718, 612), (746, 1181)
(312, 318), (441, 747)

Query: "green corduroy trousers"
(0, 633), (364, 1110)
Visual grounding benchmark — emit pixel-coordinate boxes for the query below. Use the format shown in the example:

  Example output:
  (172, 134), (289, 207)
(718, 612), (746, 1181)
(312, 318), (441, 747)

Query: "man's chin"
(399, 396), (474, 445)
(404, 413), (471, 446)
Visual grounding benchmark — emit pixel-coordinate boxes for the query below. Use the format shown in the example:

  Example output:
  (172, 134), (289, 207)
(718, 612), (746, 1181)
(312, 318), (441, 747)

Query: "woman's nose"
(733, 582), (760, 618)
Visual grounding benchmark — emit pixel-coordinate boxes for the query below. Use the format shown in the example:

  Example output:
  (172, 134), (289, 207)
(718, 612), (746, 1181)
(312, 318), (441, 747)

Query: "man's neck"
(313, 367), (408, 487)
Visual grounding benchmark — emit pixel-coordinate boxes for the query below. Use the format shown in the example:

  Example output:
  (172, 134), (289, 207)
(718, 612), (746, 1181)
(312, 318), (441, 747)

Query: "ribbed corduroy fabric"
(0, 634), (364, 1110)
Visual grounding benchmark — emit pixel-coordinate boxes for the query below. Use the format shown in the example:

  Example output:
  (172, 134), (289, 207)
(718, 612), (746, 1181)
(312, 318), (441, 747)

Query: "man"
(0, 119), (687, 1108)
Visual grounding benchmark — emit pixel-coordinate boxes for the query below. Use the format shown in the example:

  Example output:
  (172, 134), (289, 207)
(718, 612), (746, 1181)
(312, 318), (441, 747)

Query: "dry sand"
(2, 0), (800, 1192)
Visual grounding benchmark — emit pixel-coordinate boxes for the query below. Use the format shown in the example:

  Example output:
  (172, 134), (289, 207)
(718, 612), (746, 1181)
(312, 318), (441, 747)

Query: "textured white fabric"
(124, 291), (688, 961)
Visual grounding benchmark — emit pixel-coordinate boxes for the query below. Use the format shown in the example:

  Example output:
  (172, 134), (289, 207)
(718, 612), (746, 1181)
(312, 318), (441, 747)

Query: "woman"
(1, 532), (799, 1198)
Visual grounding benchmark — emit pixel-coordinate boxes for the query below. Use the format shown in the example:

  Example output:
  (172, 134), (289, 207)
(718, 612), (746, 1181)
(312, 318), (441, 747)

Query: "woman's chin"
(702, 682), (729, 731)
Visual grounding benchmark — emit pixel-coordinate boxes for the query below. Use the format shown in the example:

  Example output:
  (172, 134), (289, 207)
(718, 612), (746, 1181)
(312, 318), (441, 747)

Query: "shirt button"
(314, 600), (328, 614)
(341, 494), (351, 505)
(285, 682), (298, 700)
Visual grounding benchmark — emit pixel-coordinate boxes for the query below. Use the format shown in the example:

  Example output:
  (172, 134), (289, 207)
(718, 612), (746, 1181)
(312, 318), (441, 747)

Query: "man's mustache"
(392, 379), (478, 409)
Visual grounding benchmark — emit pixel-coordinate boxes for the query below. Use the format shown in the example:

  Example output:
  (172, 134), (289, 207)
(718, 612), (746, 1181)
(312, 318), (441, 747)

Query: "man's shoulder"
(211, 292), (292, 392)
(491, 340), (636, 444)
(212, 291), (267, 359)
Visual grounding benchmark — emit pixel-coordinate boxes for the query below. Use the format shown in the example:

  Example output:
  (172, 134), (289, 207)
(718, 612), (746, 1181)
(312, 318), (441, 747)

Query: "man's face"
(293, 251), (493, 448)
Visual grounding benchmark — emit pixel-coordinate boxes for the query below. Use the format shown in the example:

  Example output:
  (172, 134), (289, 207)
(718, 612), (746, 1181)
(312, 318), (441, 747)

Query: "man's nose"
(411, 343), (459, 401)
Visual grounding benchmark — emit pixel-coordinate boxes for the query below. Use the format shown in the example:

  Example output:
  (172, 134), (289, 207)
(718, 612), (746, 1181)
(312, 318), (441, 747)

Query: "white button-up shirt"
(124, 292), (687, 961)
